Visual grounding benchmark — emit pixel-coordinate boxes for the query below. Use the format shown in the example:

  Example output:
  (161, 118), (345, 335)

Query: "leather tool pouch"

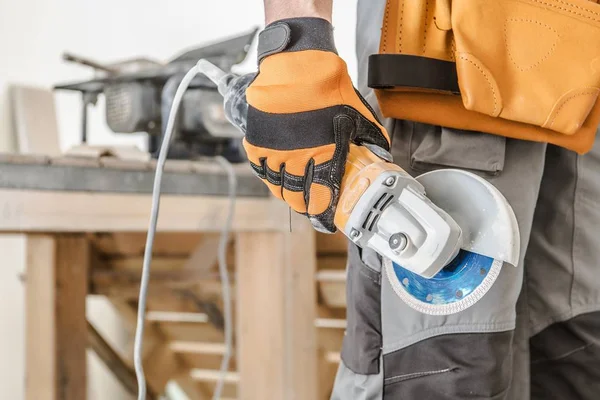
(369, 0), (600, 154)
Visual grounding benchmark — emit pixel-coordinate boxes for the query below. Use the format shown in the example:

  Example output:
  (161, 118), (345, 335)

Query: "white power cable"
(212, 156), (236, 399)
(133, 61), (236, 400)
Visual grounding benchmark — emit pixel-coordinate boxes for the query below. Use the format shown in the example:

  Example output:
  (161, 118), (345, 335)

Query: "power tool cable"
(133, 60), (236, 400)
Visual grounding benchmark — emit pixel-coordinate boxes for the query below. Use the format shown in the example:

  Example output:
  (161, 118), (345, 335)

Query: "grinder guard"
(383, 169), (521, 315)
(416, 169), (520, 268)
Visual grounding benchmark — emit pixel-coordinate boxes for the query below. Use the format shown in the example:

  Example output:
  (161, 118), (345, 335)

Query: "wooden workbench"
(0, 154), (318, 400)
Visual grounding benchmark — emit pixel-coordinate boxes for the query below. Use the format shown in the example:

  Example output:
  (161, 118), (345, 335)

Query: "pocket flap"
(410, 124), (506, 175)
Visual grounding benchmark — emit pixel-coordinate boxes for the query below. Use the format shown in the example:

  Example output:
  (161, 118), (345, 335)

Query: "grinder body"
(336, 144), (463, 278)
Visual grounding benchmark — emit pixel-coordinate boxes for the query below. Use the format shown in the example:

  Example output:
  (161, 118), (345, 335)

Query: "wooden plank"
(318, 354), (339, 400)
(146, 312), (209, 323)
(177, 346), (238, 373)
(25, 235), (89, 400)
(172, 379), (208, 400)
(0, 189), (287, 233)
(143, 286), (229, 316)
(10, 85), (61, 156)
(317, 270), (346, 309)
(159, 322), (224, 343)
(325, 352), (341, 364)
(317, 305), (346, 320)
(317, 324), (345, 354)
(107, 299), (196, 397)
(0, 235), (27, 399)
(316, 308), (345, 400)
(107, 299), (160, 364)
(90, 270), (224, 299)
(190, 369), (239, 384)
(316, 232), (348, 254)
(141, 342), (209, 400)
(317, 255), (348, 270)
(108, 256), (188, 272)
(181, 353), (230, 372)
(88, 232), (204, 256)
(143, 343), (187, 392)
(235, 215), (318, 400)
(191, 380), (238, 400)
(314, 318), (346, 329)
(171, 341), (228, 355)
(87, 321), (156, 399)
(181, 234), (223, 273)
(24, 236), (54, 400)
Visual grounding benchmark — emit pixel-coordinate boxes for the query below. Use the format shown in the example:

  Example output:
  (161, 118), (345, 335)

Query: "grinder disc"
(383, 250), (503, 315)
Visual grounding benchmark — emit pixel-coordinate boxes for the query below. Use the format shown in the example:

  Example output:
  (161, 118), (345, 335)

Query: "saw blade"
(383, 250), (503, 315)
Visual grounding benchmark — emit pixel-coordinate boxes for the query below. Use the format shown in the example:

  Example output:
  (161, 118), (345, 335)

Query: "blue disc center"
(392, 250), (495, 305)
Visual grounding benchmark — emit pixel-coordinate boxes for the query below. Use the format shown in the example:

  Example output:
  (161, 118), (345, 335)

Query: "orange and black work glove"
(244, 17), (390, 233)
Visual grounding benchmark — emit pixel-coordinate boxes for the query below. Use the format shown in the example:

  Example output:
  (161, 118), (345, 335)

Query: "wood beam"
(235, 215), (318, 400)
(0, 189), (287, 232)
(25, 235), (89, 400)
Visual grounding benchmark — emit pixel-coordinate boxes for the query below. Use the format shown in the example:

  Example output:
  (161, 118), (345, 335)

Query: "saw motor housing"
(54, 29), (258, 162)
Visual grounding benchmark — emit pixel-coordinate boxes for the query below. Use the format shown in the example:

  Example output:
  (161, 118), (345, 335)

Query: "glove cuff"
(257, 17), (337, 63)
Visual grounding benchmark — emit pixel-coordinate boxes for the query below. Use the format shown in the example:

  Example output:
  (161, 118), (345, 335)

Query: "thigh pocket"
(409, 124), (507, 175)
(383, 331), (514, 399)
(341, 243), (382, 375)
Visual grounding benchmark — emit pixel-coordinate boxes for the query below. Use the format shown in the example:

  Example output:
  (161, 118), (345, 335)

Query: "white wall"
(0, 0), (357, 399)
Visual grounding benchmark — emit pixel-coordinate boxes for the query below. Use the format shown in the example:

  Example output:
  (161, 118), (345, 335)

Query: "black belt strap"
(368, 54), (460, 94)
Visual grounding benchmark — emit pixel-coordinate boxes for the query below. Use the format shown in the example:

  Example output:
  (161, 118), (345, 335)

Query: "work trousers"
(331, 2), (600, 398)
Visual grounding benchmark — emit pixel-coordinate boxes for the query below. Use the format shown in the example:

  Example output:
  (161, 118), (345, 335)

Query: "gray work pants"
(331, 2), (600, 398)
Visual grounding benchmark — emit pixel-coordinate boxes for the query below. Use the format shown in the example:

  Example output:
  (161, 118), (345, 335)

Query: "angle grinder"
(197, 60), (520, 315)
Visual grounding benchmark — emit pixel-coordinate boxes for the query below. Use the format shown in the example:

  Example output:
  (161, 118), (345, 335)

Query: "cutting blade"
(383, 250), (503, 315)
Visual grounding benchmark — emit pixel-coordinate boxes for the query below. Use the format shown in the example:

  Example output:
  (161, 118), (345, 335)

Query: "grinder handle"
(335, 144), (403, 231)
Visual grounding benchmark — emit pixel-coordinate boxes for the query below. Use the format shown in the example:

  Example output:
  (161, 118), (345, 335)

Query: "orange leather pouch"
(369, 0), (600, 154)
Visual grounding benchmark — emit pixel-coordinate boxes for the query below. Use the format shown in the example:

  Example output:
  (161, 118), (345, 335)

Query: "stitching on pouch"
(384, 368), (455, 383)
(398, 0), (405, 52)
(546, 89), (599, 128)
(526, 0), (600, 22)
(553, 0), (600, 16)
(505, 19), (559, 72)
(423, 0), (429, 54)
(458, 55), (498, 115)
(382, 1), (390, 52)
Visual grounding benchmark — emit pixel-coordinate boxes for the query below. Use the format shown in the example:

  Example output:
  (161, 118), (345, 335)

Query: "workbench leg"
(235, 221), (318, 400)
(25, 235), (90, 400)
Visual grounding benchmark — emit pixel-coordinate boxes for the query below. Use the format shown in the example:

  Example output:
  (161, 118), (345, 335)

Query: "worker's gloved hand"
(244, 17), (390, 233)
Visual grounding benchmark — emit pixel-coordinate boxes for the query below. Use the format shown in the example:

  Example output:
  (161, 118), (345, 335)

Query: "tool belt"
(369, 0), (600, 154)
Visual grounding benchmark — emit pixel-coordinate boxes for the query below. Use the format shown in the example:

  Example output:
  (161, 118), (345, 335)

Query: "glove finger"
(244, 141), (336, 176)
(263, 179), (283, 201)
(279, 162), (308, 213)
(252, 156), (311, 214)
(307, 182), (333, 216)
(281, 188), (308, 214)
(263, 178), (308, 214)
